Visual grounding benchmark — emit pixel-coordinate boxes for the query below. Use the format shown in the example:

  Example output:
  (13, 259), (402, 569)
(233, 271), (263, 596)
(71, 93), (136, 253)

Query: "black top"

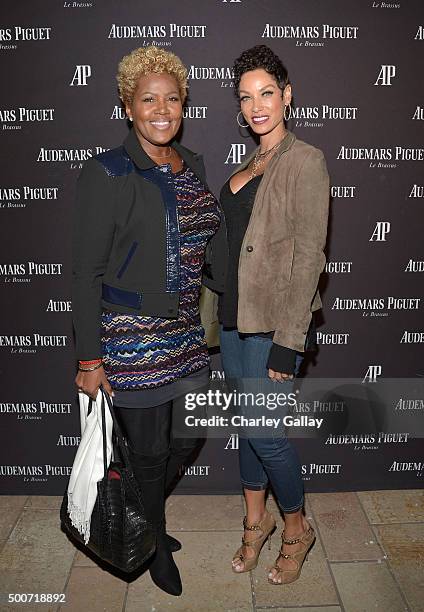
(218, 175), (262, 326)
(218, 175), (297, 374)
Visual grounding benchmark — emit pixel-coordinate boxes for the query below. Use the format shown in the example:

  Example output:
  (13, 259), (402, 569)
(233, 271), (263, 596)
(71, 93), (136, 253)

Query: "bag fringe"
(67, 492), (91, 544)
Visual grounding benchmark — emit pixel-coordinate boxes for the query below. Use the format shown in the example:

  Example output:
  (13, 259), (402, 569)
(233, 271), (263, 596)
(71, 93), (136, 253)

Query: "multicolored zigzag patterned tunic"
(101, 162), (220, 393)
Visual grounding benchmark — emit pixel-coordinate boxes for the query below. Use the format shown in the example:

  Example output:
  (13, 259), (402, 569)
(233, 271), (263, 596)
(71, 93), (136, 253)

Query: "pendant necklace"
(250, 136), (286, 179)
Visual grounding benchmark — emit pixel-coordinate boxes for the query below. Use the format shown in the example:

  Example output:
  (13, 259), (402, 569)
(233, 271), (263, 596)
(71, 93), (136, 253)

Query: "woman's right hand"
(75, 366), (113, 400)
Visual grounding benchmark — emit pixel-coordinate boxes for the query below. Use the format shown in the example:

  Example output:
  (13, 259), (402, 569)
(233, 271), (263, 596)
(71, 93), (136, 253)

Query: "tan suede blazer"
(230, 131), (329, 352)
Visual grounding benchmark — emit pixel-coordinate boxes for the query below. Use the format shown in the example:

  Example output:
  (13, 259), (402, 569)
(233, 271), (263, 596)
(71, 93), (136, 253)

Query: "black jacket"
(72, 128), (217, 360)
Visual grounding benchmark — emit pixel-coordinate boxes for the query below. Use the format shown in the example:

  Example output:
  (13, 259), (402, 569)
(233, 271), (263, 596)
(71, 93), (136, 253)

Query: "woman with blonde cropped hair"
(72, 46), (220, 596)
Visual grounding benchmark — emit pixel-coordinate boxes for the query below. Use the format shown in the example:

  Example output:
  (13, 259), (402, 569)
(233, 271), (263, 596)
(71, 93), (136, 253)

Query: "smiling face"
(239, 68), (291, 138)
(125, 72), (183, 151)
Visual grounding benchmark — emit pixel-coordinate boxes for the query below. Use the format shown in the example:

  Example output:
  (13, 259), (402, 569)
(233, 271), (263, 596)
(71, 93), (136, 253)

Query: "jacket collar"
(229, 130), (296, 178)
(123, 128), (204, 178)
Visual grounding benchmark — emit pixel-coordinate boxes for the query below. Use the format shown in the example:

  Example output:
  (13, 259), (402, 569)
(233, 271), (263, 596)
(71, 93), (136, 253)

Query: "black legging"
(113, 400), (201, 593)
(114, 400), (203, 494)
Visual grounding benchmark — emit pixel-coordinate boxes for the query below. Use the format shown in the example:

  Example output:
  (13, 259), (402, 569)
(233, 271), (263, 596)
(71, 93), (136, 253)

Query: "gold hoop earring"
(283, 103), (292, 122)
(237, 111), (249, 128)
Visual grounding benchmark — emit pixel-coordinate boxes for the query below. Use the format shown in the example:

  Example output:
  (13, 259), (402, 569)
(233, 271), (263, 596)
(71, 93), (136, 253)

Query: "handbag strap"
(100, 391), (108, 479)
(87, 397), (94, 416)
(99, 385), (133, 474)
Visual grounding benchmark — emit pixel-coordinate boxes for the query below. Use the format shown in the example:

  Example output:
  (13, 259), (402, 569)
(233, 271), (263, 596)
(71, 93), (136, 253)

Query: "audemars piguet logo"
(331, 296), (421, 318)
(412, 106), (424, 120)
(225, 144), (246, 164)
(292, 105), (358, 128)
(363, 365), (382, 383)
(70, 65), (92, 86)
(179, 464), (211, 476)
(0, 401), (72, 420)
(400, 331), (424, 343)
(108, 24), (206, 48)
(46, 300), (72, 312)
(0, 464), (72, 482)
(225, 433), (239, 449)
(188, 65), (234, 88)
(325, 261), (353, 273)
(405, 259), (424, 272)
(0, 187), (59, 210)
(337, 146), (391, 160)
(369, 221), (390, 241)
(301, 464), (342, 479)
(293, 400), (345, 413)
(408, 185), (424, 198)
(0, 26), (52, 50)
(0, 335), (68, 354)
(182, 106), (208, 120)
(337, 146), (424, 169)
(331, 186), (356, 198)
(110, 105), (208, 121)
(332, 297), (421, 310)
(395, 398), (424, 410)
(1, 262), (63, 283)
(389, 461), (423, 476)
(109, 24), (206, 38)
(325, 433), (409, 449)
(36, 147), (108, 169)
(374, 65), (396, 85)
(109, 24), (167, 39)
(0, 108), (54, 131)
(316, 332), (349, 345)
(110, 106), (126, 120)
(262, 24), (358, 46)
(57, 435), (80, 446)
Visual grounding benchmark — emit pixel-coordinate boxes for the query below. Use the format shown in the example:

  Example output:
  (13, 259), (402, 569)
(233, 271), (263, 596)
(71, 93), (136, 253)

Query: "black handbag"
(60, 387), (156, 573)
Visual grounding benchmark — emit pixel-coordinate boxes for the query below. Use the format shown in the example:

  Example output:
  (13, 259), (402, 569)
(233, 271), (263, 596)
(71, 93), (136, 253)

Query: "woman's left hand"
(268, 368), (293, 382)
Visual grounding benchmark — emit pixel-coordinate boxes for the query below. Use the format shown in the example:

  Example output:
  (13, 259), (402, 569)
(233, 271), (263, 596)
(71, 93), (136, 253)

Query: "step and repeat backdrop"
(0, 0), (423, 495)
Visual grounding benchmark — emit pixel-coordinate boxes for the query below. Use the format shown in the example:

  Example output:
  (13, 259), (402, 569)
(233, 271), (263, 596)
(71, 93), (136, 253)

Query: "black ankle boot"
(164, 451), (182, 552)
(163, 442), (202, 554)
(130, 450), (182, 596)
(148, 521), (182, 596)
(166, 533), (182, 552)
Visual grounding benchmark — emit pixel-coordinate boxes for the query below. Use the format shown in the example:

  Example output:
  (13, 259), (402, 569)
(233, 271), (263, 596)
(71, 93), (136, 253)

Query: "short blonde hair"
(117, 46), (188, 105)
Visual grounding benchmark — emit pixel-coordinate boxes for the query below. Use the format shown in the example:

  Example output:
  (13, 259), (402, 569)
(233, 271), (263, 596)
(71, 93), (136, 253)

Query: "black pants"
(114, 400), (203, 494)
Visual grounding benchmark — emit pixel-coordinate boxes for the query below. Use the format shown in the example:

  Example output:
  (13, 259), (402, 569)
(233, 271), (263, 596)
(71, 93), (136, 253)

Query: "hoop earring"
(237, 111), (249, 128)
(283, 103), (292, 122)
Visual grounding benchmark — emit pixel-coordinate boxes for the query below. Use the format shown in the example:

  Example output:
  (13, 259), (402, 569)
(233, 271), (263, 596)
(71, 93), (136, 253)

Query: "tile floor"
(0, 490), (423, 612)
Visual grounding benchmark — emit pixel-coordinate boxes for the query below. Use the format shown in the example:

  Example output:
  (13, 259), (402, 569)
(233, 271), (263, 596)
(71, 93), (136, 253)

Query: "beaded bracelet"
(78, 361), (103, 372)
(79, 359), (102, 365)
